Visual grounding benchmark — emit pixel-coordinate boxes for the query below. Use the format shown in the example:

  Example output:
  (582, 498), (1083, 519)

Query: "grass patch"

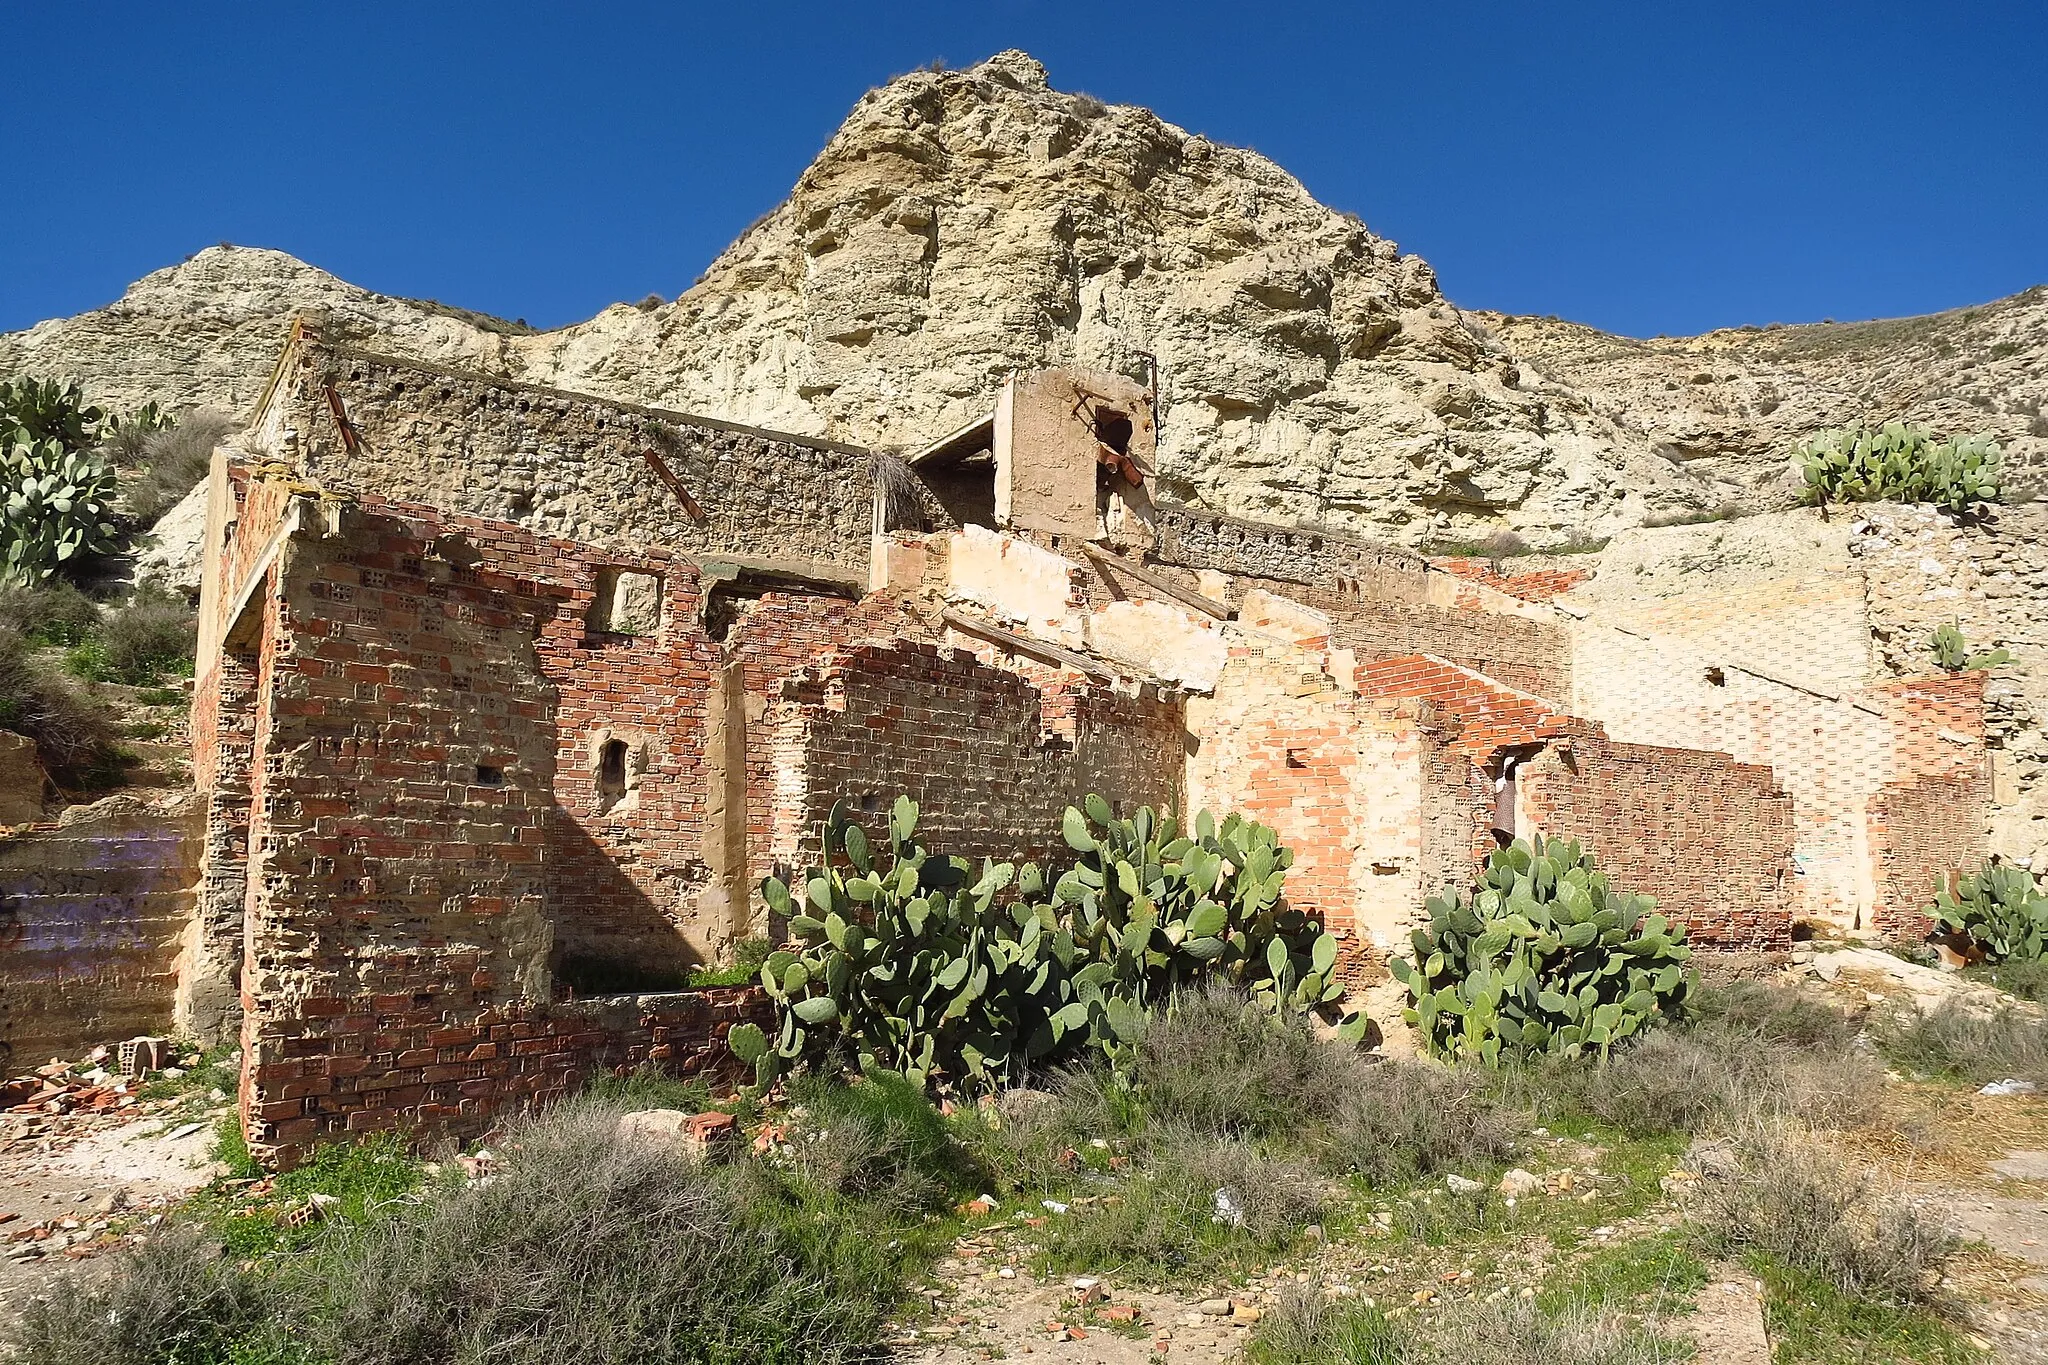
(1961, 957), (2048, 1004)
(1249, 1282), (1694, 1364)
(1747, 1252), (1982, 1364)
(1537, 1229), (1709, 1320)
(65, 586), (195, 685)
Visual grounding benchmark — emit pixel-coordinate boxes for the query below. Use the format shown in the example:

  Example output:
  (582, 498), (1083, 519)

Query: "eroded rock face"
(3, 51), (2040, 548)
(1480, 289), (2048, 503)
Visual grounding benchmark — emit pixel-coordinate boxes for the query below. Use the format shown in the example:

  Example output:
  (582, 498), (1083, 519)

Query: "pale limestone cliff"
(4, 50), (2040, 549)
(1478, 289), (2048, 502)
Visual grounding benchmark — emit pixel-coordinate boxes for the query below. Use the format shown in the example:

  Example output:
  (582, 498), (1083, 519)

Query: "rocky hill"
(3, 50), (2041, 548)
(1478, 288), (2048, 503)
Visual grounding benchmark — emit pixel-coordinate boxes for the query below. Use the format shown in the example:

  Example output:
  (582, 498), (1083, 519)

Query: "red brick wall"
(1354, 654), (1590, 760)
(1429, 558), (1591, 604)
(769, 641), (1185, 870)
(1518, 734), (1795, 951)
(1867, 771), (1990, 941)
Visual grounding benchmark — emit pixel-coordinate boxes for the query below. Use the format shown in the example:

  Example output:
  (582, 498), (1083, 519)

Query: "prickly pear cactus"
(1055, 798), (1367, 1056)
(752, 792), (1369, 1092)
(1391, 836), (1694, 1065)
(757, 796), (1080, 1090)
(1793, 422), (2001, 514)
(1934, 860), (2048, 963)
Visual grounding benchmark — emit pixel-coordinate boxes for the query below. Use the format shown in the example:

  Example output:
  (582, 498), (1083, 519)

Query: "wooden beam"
(939, 608), (1117, 682)
(1079, 542), (1233, 619)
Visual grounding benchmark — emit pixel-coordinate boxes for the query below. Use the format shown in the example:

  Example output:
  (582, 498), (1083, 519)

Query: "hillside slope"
(4, 51), (2040, 546)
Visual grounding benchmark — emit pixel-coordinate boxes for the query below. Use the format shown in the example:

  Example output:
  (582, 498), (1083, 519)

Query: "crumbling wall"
(768, 641), (1184, 869)
(1571, 620), (1988, 931)
(1185, 645), (1472, 959)
(275, 335), (888, 581)
(1867, 773), (1988, 941)
(1855, 504), (2047, 880)
(234, 498), (561, 1159)
(0, 797), (202, 1069)
(1517, 735), (1794, 951)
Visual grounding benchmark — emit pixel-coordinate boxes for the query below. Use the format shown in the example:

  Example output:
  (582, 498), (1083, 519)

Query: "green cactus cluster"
(1933, 860), (2048, 963)
(1, 377), (130, 587)
(0, 378), (108, 453)
(730, 794), (1362, 1092)
(2, 437), (121, 587)
(1929, 621), (2011, 672)
(1391, 836), (1694, 1065)
(1793, 422), (2001, 514)
(1055, 797), (1357, 1036)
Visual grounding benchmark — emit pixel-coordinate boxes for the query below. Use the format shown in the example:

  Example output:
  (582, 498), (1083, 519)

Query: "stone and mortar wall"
(1516, 735), (1795, 951)
(1184, 644), (1475, 961)
(768, 641), (1185, 869)
(0, 797), (203, 1069)
(270, 332), (892, 582)
(1855, 503), (2048, 883)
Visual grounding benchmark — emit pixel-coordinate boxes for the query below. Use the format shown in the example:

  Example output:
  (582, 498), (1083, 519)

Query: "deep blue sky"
(5, 2), (2043, 339)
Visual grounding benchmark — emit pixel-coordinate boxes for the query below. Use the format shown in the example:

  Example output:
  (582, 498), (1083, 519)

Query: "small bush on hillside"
(67, 585), (195, 685)
(126, 409), (232, 526)
(1933, 859), (2048, 962)
(1392, 836), (1694, 1065)
(1875, 999), (2048, 1087)
(0, 625), (122, 786)
(0, 578), (99, 645)
(1793, 422), (2000, 513)
(1692, 1128), (1957, 1307)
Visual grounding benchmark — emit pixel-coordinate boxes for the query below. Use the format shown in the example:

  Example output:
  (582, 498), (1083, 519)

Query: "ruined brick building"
(11, 318), (1987, 1163)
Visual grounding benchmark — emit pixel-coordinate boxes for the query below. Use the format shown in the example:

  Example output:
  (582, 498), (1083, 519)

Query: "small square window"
(476, 764), (505, 787)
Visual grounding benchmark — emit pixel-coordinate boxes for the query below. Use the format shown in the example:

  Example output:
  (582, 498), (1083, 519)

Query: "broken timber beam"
(939, 608), (1117, 683)
(1079, 542), (1233, 620)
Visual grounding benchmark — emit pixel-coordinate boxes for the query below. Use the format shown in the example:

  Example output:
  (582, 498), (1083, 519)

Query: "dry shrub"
(1574, 1025), (1884, 1136)
(1125, 983), (1365, 1137)
(1, 1223), (272, 1365)
(125, 410), (232, 526)
(1249, 1281), (1687, 1364)
(1691, 979), (1858, 1051)
(0, 624), (122, 784)
(784, 1072), (969, 1209)
(1037, 1131), (1325, 1276)
(1691, 1127), (1957, 1307)
(1876, 999), (2048, 1087)
(1323, 1059), (1518, 1187)
(68, 585), (195, 684)
(0, 579), (99, 645)
(298, 1098), (904, 1365)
